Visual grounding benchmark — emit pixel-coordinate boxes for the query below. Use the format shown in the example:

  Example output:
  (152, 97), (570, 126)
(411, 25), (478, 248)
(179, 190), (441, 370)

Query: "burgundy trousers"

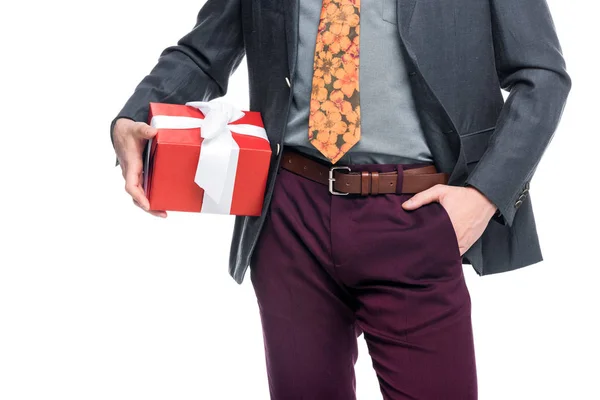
(249, 157), (477, 400)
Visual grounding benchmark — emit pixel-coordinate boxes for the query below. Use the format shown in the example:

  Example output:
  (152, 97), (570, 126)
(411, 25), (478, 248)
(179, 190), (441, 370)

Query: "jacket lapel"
(397, 0), (418, 65)
(283, 0), (299, 81)
(399, 0), (417, 38)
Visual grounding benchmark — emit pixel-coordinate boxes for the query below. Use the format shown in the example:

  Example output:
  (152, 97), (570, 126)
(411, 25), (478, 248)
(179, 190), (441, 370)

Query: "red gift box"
(142, 101), (272, 216)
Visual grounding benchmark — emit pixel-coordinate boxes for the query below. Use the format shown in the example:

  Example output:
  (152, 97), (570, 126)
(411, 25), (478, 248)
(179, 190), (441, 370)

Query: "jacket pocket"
(461, 126), (495, 164)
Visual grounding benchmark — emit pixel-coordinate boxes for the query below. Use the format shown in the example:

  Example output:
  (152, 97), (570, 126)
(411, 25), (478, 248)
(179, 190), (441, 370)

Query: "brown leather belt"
(280, 150), (449, 195)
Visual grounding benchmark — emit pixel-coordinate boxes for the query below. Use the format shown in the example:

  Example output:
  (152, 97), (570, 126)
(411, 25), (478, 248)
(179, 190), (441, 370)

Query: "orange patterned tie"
(308, 0), (361, 164)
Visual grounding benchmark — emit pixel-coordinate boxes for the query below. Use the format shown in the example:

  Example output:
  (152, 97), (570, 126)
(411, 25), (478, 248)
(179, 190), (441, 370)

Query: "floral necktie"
(308, 0), (361, 164)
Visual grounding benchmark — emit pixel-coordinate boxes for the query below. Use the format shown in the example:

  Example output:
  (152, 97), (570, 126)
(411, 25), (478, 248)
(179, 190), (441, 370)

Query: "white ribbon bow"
(149, 100), (268, 211)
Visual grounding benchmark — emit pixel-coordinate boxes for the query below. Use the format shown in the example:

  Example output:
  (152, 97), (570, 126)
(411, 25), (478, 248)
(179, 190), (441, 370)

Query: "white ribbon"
(149, 100), (268, 213)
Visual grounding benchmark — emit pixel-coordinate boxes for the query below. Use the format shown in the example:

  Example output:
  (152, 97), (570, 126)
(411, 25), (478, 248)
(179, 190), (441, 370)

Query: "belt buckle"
(329, 166), (351, 195)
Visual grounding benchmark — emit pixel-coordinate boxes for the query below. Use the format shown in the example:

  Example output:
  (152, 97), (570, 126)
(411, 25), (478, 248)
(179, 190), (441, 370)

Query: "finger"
(125, 167), (150, 211)
(119, 145), (144, 176)
(402, 184), (447, 210)
(133, 199), (167, 218)
(131, 122), (158, 140)
(150, 210), (168, 218)
(120, 159), (132, 179)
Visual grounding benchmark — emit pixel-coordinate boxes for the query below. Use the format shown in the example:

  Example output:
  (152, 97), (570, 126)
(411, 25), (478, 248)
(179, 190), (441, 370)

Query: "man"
(110, 0), (570, 398)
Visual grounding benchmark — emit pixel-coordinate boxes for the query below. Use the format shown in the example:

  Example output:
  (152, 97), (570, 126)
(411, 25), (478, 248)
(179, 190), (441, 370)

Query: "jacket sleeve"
(464, 0), (571, 226)
(109, 0), (245, 166)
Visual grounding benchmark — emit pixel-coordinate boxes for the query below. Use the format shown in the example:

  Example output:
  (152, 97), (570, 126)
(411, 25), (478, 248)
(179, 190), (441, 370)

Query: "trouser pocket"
(434, 201), (463, 263)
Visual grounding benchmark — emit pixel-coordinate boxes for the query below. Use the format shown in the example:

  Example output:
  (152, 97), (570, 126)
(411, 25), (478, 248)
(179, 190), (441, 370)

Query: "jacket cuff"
(464, 171), (527, 227)
(464, 183), (507, 225)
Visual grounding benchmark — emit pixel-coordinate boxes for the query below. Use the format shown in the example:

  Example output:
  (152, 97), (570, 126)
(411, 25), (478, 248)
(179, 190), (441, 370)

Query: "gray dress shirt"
(284, 0), (433, 165)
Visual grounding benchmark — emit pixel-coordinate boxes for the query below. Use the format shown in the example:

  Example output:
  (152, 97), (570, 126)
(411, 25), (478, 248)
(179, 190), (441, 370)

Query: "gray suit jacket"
(111, 0), (571, 284)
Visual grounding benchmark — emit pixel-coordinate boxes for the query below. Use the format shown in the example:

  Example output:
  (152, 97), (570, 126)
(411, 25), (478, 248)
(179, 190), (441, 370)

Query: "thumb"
(402, 184), (446, 210)
(132, 122), (158, 140)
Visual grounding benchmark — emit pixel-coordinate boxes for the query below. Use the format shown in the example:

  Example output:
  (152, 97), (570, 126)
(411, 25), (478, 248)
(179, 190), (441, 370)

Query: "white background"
(0, 1), (598, 399)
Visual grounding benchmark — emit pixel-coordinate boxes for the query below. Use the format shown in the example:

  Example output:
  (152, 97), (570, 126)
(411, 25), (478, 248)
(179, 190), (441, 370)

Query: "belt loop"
(395, 165), (405, 194)
(361, 171), (371, 196)
(278, 152), (290, 174)
(371, 172), (379, 195)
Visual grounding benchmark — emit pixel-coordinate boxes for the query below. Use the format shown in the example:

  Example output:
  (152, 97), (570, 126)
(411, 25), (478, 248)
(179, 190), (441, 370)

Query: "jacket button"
(276, 143), (281, 155)
(285, 77), (291, 87)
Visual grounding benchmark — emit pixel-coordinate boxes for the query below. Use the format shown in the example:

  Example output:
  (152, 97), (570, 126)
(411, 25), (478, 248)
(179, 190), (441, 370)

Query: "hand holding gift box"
(143, 100), (272, 216)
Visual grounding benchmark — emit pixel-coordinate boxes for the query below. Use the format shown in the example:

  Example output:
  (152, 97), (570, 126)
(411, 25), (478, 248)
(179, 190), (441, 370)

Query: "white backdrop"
(0, 1), (598, 399)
